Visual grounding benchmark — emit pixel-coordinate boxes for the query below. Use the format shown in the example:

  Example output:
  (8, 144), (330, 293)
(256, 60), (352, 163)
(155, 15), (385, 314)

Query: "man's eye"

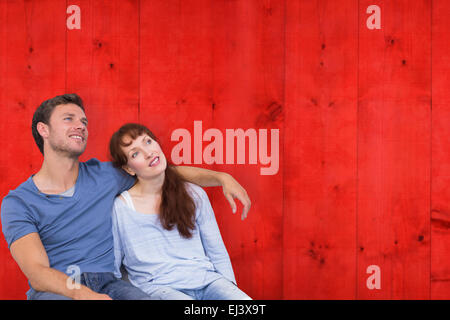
(146, 139), (152, 144)
(64, 117), (72, 121)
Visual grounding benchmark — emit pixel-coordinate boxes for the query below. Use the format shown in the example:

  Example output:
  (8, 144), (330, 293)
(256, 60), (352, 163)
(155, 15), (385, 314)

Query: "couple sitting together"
(1, 94), (251, 300)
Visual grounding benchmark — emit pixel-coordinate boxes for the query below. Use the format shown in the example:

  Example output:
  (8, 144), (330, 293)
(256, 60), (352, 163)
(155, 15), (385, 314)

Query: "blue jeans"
(148, 277), (252, 300)
(27, 272), (152, 300)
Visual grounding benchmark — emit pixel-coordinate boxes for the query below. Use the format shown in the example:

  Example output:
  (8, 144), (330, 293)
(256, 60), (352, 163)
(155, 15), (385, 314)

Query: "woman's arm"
(194, 186), (237, 284)
(111, 201), (125, 280)
(173, 166), (251, 220)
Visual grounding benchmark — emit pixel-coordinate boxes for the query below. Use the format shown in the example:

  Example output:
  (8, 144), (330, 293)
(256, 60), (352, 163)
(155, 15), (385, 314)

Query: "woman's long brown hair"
(109, 123), (196, 238)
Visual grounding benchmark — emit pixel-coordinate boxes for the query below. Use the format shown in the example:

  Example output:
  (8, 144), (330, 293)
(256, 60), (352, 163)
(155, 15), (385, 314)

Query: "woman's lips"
(149, 156), (160, 167)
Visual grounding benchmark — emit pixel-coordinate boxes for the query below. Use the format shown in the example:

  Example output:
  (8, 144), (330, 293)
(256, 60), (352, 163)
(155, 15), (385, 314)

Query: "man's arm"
(10, 233), (111, 300)
(173, 166), (251, 220)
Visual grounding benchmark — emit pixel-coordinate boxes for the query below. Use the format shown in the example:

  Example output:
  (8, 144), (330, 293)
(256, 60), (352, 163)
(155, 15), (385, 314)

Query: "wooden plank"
(140, 0), (285, 299)
(357, 0), (431, 299)
(207, 0), (285, 299)
(66, 0), (140, 162)
(284, 0), (358, 299)
(0, 0), (66, 299)
(139, 0), (214, 138)
(431, 0), (450, 300)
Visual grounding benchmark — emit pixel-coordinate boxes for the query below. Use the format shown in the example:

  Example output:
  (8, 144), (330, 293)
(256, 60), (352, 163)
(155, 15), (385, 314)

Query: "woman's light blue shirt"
(111, 182), (236, 295)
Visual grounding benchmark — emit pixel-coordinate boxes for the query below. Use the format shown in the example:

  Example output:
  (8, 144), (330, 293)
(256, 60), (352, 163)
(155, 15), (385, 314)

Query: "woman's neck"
(131, 173), (165, 197)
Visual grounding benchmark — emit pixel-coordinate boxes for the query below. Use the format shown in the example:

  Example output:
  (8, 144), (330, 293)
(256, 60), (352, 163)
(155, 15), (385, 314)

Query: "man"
(0, 94), (251, 300)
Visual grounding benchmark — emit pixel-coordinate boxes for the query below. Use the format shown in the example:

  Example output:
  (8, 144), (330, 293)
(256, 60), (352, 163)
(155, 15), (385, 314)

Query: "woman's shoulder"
(113, 192), (129, 210)
(184, 182), (208, 200)
(183, 183), (212, 215)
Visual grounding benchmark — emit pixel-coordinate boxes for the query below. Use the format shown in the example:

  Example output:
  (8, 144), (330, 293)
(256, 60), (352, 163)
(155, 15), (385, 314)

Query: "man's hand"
(72, 287), (112, 300)
(173, 165), (251, 219)
(219, 173), (251, 220)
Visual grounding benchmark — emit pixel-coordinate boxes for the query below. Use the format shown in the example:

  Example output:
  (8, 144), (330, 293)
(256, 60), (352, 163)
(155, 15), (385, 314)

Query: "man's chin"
(49, 141), (87, 159)
(70, 146), (87, 158)
(54, 147), (86, 159)
(68, 151), (84, 159)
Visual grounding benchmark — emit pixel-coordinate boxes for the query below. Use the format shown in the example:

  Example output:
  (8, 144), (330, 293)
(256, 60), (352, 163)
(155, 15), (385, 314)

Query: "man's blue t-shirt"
(0, 159), (135, 275)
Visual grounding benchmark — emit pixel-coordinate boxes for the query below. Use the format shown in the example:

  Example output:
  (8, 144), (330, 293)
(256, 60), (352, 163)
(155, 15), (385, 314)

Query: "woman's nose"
(144, 150), (154, 159)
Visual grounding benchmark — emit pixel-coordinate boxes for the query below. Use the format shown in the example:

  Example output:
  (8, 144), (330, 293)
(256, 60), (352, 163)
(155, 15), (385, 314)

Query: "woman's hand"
(219, 173), (251, 220)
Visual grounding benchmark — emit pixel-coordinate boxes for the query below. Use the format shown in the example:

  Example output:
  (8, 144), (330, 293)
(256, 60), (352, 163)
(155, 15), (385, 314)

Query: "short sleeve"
(1, 194), (38, 248)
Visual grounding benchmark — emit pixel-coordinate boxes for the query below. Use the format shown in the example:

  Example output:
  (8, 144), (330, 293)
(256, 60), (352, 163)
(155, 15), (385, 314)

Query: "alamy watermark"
(171, 121), (279, 176)
(366, 265), (381, 290)
(66, 264), (81, 290)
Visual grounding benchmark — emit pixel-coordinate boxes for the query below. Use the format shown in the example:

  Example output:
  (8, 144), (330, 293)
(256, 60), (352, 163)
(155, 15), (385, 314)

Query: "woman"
(109, 123), (251, 300)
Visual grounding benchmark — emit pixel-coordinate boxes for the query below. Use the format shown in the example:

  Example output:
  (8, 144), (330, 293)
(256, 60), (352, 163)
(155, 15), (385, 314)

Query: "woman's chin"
(139, 167), (166, 180)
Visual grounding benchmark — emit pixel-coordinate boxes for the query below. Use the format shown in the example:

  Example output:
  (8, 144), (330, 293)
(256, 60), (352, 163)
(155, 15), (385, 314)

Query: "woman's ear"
(122, 165), (136, 176)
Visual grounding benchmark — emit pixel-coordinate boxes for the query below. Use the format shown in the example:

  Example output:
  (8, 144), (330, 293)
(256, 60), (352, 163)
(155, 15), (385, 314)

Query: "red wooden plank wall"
(284, 0), (358, 299)
(0, 0), (448, 300)
(357, 0), (431, 299)
(431, 0), (450, 300)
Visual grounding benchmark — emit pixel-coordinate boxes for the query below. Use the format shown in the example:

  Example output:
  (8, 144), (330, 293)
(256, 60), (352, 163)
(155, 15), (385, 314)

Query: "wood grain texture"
(66, 0), (140, 162)
(139, 0), (285, 299)
(0, 0), (67, 299)
(357, 0), (431, 299)
(284, 0), (358, 299)
(431, 0), (450, 300)
(205, 0), (285, 299)
(0, 0), (448, 300)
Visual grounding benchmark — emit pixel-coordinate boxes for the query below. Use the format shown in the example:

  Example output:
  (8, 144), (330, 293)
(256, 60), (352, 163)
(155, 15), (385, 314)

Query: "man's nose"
(74, 119), (86, 130)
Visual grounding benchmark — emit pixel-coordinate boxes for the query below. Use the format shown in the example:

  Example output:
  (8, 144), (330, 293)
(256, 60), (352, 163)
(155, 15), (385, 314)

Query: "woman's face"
(121, 133), (167, 179)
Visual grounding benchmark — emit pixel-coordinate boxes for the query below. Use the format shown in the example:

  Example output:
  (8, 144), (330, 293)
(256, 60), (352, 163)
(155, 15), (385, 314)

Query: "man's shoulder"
(1, 178), (36, 216)
(2, 177), (35, 203)
(81, 158), (111, 169)
(80, 158), (118, 176)
(80, 158), (134, 191)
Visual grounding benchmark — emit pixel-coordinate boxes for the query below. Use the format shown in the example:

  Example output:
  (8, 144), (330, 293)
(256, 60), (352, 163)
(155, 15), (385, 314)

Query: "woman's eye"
(146, 139), (152, 144)
(132, 152), (138, 158)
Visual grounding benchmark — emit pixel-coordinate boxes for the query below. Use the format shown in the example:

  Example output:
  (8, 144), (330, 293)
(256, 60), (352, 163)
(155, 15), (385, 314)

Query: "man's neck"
(33, 152), (80, 194)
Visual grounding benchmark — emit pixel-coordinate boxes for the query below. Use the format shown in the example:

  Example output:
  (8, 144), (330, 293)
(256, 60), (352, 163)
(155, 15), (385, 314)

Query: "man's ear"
(36, 122), (50, 139)
(122, 165), (136, 176)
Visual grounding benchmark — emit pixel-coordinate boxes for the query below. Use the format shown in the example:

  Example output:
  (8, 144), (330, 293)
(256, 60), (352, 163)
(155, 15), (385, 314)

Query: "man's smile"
(69, 134), (86, 142)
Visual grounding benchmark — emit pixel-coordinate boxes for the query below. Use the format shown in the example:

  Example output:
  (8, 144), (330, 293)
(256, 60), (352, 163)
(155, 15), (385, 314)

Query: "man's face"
(44, 103), (88, 158)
